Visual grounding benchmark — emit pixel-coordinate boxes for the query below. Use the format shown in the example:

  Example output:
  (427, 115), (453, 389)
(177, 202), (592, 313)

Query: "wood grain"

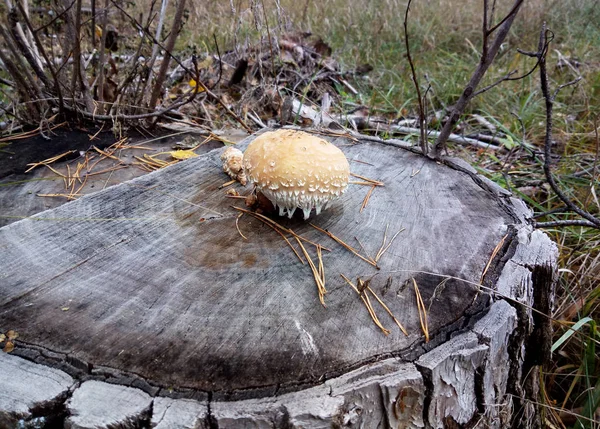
(0, 130), (519, 397)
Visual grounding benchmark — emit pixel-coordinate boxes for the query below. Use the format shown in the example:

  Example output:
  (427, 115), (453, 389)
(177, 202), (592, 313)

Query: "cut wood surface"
(0, 129), (557, 427)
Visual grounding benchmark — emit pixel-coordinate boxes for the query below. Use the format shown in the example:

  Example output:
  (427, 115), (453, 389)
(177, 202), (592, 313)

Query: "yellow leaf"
(0, 333), (5, 342)
(170, 150), (198, 160)
(62, 307), (70, 311)
(3, 341), (14, 353)
(7, 330), (18, 340)
(188, 79), (206, 92)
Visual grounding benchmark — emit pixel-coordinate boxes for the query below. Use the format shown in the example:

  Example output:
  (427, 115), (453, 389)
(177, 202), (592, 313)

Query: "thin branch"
(10, 4), (65, 116)
(535, 220), (598, 229)
(96, 0), (110, 114)
(110, 0), (252, 131)
(403, 0), (427, 156)
(148, 0), (186, 110)
(535, 24), (600, 228)
(211, 33), (223, 89)
(433, 0), (524, 157)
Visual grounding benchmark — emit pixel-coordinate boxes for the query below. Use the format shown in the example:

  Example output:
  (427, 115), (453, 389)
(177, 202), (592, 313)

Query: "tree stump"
(0, 130), (557, 428)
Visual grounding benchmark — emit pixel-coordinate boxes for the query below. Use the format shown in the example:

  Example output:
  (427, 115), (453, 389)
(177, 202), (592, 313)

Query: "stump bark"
(0, 129), (557, 428)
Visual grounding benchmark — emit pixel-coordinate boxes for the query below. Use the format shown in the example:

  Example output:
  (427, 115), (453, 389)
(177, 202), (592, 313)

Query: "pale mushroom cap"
(243, 129), (350, 219)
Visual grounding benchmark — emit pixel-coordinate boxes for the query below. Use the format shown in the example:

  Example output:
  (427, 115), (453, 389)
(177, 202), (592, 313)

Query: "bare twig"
(96, 0), (110, 114)
(403, 0), (427, 156)
(148, 0), (186, 110)
(526, 24), (600, 229)
(433, 0), (524, 157)
(534, 220), (598, 229)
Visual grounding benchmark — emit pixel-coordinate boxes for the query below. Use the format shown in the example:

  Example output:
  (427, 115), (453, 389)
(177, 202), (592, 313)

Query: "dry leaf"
(169, 150), (198, 160)
(7, 330), (18, 340)
(3, 341), (14, 353)
(0, 333), (5, 343)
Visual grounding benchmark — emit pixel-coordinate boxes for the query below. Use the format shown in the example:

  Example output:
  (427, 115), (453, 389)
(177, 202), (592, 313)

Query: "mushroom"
(220, 146), (247, 185)
(242, 129), (350, 219)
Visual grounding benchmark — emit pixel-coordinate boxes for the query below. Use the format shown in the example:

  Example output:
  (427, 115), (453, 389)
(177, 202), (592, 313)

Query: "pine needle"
(296, 237), (326, 306)
(480, 234), (508, 283)
(360, 184), (377, 212)
(310, 223), (377, 267)
(412, 278), (429, 342)
(235, 213), (247, 240)
(350, 172), (385, 186)
(375, 225), (405, 262)
(341, 274), (390, 335)
(235, 207), (330, 250)
(366, 285), (408, 336)
(25, 150), (76, 173)
(233, 207), (304, 263)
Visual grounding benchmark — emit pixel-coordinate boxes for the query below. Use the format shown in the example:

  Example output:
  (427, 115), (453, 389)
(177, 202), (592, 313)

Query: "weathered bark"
(0, 129), (557, 428)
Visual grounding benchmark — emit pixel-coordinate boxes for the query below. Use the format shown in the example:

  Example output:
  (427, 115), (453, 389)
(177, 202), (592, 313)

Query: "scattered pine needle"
(349, 174), (384, 212)
(375, 225), (405, 263)
(317, 245), (325, 285)
(366, 285), (408, 336)
(360, 185), (376, 212)
(350, 180), (376, 186)
(296, 237), (327, 306)
(84, 165), (128, 177)
(25, 150), (76, 173)
(235, 213), (247, 240)
(93, 145), (120, 161)
(219, 179), (237, 188)
(310, 223), (377, 267)
(233, 207), (304, 263)
(480, 234), (508, 284)
(412, 278), (429, 342)
(235, 207), (329, 250)
(350, 172), (384, 187)
(341, 274), (390, 335)
(37, 193), (83, 199)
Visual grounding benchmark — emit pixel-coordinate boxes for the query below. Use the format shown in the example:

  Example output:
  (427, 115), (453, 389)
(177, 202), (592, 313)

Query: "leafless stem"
(10, 4), (65, 116)
(142, 0), (169, 106)
(534, 220), (598, 229)
(531, 24), (600, 229)
(148, 0), (186, 110)
(403, 0), (427, 156)
(433, 0), (524, 157)
(96, 0), (109, 114)
(212, 33), (223, 89)
(111, 0), (251, 131)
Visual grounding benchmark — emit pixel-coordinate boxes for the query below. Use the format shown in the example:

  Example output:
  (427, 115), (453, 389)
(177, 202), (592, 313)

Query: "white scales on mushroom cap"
(225, 129), (350, 219)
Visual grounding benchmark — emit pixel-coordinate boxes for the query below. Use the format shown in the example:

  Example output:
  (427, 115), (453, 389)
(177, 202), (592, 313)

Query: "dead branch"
(148, 0), (186, 110)
(534, 220), (598, 229)
(403, 0), (427, 155)
(523, 24), (600, 229)
(433, 0), (524, 157)
(142, 0), (169, 107)
(96, 0), (110, 114)
(11, 1), (66, 116)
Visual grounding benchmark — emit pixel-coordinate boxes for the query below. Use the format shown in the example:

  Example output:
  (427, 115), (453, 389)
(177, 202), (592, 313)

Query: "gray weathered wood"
(151, 397), (207, 429)
(0, 129), (557, 428)
(0, 351), (74, 427)
(65, 380), (152, 429)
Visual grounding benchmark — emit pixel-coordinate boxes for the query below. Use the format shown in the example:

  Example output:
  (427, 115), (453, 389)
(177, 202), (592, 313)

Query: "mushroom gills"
(262, 188), (331, 220)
